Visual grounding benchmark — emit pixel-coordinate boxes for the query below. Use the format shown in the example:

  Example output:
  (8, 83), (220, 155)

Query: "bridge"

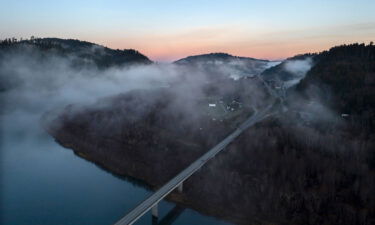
(113, 103), (274, 225)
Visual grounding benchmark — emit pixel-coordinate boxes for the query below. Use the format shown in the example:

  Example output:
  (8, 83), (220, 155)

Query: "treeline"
(0, 36), (64, 48)
(0, 36), (35, 45)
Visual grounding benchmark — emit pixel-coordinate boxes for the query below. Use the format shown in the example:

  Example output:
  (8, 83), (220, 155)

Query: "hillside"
(296, 43), (375, 118)
(0, 37), (152, 69)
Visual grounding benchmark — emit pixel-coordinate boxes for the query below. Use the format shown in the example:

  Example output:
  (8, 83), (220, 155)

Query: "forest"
(0, 37), (151, 69)
(42, 43), (375, 225)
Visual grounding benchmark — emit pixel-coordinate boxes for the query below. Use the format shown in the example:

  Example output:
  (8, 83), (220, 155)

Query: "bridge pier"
(177, 183), (183, 193)
(152, 214), (158, 225)
(152, 204), (158, 218)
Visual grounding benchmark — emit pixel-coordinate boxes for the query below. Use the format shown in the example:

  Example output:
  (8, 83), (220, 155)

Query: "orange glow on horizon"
(99, 39), (372, 62)
(93, 24), (375, 62)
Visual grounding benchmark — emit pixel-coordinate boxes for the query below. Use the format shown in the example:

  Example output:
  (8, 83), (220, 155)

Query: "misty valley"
(1, 38), (374, 225)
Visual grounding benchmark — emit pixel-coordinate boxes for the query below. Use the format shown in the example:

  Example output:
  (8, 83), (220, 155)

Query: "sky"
(1, 0), (374, 61)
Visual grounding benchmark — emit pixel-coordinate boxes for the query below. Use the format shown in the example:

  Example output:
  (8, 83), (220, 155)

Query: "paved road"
(113, 103), (274, 225)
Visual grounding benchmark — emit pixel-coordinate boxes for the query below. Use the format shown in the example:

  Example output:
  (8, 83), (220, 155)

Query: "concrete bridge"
(113, 104), (274, 225)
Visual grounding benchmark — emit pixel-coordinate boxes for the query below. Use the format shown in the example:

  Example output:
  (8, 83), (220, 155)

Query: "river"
(1, 116), (231, 225)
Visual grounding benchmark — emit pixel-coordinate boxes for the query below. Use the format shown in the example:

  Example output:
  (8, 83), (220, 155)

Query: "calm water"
(1, 122), (231, 225)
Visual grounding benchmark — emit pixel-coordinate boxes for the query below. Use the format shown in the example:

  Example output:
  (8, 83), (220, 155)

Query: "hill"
(175, 52), (267, 63)
(297, 43), (375, 118)
(175, 52), (279, 80)
(0, 37), (152, 69)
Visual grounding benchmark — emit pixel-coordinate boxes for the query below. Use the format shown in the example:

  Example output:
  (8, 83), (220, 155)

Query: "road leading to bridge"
(114, 103), (274, 225)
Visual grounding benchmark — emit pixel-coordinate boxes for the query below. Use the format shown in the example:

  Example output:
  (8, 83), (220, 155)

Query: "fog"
(283, 57), (313, 88)
(1, 59), (168, 138)
(176, 56), (281, 80)
(0, 44), (273, 142)
(284, 57), (312, 75)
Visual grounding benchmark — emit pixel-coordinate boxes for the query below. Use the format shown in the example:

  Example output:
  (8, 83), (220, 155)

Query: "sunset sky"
(1, 0), (374, 61)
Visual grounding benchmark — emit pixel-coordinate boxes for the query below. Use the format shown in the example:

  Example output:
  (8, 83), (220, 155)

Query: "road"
(113, 103), (274, 225)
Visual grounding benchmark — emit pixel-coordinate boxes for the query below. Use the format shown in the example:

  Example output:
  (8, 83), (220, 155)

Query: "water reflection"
(1, 128), (231, 225)
(154, 205), (185, 225)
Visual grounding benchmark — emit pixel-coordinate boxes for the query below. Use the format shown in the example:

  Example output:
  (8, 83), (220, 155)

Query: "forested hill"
(174, 52), (268, 64)
(174, 53), (276, 79)
(297, 43), (375, 113)
(0, 37), (152, 68)
(295, 43), (375, 132)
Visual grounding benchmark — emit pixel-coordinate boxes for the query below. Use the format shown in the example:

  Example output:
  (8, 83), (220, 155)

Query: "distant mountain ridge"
(175, 52), (280, 80)
(174, 52), (269, 64)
